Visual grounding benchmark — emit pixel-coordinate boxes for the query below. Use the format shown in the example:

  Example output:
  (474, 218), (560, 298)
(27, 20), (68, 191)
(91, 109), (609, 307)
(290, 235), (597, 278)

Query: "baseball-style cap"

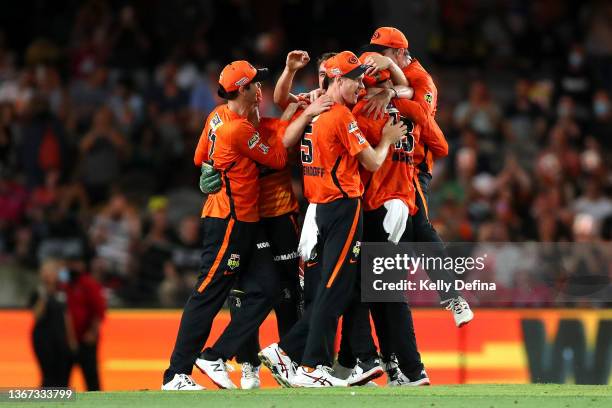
(359, 52), (391, 87)
(370, 27), (409, 49)
(218, 60), (269, 97)
(324, 51), (369, 79)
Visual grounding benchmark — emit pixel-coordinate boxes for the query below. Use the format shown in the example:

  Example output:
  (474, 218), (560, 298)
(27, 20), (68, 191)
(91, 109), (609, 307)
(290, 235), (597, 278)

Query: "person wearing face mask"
(29, 258), (74, 388)
(555, 44), (593, 113)
(590, 90), (612, 151)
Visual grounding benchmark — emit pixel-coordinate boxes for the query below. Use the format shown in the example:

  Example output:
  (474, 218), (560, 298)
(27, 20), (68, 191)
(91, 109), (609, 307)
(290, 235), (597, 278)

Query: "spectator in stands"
(454, 80), (502, 143)
(121, 196), (172, 306)
(79, 106), (129, 204)
(160, 215), (201, 307)
(89, 190), (140, 287)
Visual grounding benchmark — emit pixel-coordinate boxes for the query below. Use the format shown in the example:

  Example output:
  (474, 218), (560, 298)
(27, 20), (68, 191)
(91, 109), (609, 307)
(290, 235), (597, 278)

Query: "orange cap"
(359, 52), (391, 87)
(370, 27), (408, 49)
(324, 51), (369, 79)
(218, 60), (269, 94)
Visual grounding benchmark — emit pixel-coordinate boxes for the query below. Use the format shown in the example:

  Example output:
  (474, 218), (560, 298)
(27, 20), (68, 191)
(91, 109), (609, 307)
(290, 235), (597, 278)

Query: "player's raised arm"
(282, 95), (332, 148)
(273, 50), (310, 109)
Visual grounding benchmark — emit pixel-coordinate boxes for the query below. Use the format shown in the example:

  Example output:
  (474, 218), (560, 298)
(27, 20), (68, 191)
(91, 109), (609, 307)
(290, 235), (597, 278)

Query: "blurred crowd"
(1, 0), (611, 307)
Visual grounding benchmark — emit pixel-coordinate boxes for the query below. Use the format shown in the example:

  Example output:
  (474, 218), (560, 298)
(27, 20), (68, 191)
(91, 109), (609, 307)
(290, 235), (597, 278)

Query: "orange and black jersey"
(353, 98), (429, 214)
(402, 59), (448, 175)
(257, 117), (299, 218)
(300, 103), (370, 204)
(193, 104), (288, 222)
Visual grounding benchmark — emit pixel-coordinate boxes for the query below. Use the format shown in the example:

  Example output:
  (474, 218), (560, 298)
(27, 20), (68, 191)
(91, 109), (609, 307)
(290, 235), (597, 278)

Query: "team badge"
(248, 132), (260, 149)
(352, 241), (361, 258)
(227, 253), (241, 270)
(424, 92), (433, 105)
(211, 113), (223, 131)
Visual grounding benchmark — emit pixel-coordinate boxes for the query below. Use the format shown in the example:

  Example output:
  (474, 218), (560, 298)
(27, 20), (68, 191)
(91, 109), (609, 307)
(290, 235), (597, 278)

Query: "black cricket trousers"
(203, 213), (301, 365)
(279, 198), (363, 368)
(164, 216), (257, 383)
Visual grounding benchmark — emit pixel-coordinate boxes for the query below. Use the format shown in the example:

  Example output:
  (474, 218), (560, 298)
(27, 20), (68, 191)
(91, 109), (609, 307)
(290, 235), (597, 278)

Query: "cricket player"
(260, 51), (406, 387)
(162, 60), (290, 391)
(363, 27), (474, 325)
(194, 97), (332, 389)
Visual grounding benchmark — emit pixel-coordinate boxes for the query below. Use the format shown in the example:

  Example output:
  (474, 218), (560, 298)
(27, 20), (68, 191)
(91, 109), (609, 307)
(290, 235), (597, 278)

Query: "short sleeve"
(335, 107), (370, 157)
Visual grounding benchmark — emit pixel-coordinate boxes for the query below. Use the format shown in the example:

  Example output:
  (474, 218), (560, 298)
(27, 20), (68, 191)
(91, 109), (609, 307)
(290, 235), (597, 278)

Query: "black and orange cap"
(218, 60), (269, 97)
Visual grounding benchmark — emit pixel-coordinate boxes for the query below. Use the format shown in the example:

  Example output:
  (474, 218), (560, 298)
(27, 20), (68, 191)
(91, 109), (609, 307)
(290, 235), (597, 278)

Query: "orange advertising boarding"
(1, 309), (610, 390)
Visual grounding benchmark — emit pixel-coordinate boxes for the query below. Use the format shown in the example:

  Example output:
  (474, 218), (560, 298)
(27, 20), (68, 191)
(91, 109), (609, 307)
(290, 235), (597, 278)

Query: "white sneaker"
(258, 343), (296, 387)
(194, 357), (237, 389)
(444, 296), (474, 327)
(161, 373), (205, 390)
(291, 365), (348, 387)
(240, 362), (261, 389)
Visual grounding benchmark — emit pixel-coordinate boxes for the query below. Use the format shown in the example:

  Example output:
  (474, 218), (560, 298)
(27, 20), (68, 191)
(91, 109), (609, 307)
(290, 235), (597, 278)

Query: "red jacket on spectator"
(64, 273), (106, 342)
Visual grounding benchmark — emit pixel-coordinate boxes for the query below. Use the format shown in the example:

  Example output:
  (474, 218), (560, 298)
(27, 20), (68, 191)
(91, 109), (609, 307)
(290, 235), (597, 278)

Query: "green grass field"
(5, 385), (612, 408)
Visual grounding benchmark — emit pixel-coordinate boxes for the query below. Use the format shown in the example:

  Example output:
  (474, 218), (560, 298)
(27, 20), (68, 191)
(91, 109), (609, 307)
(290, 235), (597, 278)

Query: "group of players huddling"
(161, 26), (474, 390)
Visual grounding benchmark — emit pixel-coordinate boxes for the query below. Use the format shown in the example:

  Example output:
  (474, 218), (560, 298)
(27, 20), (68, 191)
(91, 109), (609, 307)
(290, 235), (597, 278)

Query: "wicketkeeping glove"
(199, 162), (222, 194)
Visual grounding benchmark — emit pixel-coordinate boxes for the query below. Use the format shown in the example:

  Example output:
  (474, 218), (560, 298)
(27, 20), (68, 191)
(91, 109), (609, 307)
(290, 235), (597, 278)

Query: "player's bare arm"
(282, 95), (333, 148)
(357, 118), (406, 171)
(273, 50), (310, 108)
(364, 53), (408, 87)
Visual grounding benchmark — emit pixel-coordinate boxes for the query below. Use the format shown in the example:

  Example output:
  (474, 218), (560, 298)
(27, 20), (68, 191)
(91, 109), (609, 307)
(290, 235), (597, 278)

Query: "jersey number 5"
(300, 124), (314, 164)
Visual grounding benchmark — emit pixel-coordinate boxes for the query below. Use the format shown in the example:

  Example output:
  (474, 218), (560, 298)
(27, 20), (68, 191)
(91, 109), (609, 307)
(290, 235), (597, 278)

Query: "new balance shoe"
(161, 373), (205, 390)
(258, 343), (296, 387)
(291, 365), (348, 387)
(382, 354), (402, 384)
(443, 296), (474, 327)
(347, 358), (384, 386)
(240, 362), (261, 389)
(194, 356), (237, 389)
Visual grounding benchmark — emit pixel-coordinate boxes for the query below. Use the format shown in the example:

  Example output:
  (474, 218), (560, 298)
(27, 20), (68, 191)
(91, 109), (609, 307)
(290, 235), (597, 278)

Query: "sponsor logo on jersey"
(211, 113), (223, 131)
(248, 132), (260, 149)
(256, 241), (270, 249)
(348, 121), (359, 133)
(227, 253), (241, 270)
(424, 92), (433, 105)
(258, 144), (270, 154)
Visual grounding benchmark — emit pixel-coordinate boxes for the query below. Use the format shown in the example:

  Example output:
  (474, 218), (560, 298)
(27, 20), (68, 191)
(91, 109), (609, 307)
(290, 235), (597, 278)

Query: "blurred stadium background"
(0, 0), (611, 390)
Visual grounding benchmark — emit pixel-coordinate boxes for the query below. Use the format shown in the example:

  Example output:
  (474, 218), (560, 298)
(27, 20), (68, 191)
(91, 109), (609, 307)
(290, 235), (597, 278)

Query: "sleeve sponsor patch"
(348, 121), (359, 133)
(424, 92), (433, 105)
(258, 143), (270, 154)
(210, 113), (223, 131)
(355, 131), (366, 145)
(247, 132), (260, 149)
